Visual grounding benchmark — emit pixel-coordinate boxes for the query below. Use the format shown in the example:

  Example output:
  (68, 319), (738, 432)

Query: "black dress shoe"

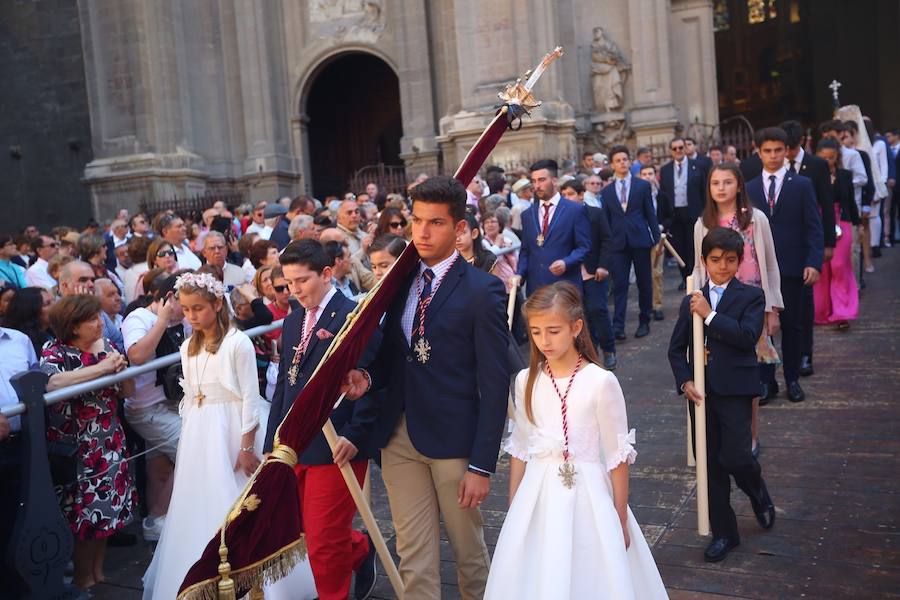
(747, 484), (776, 530)
(787, 380), (805, 402)
(634, 322), (650, 338)
(354, 531), (377, 600)
(758, 382), (771, 406)
(652, 309), (665, 321)
(603, 352), (617, 370)
(799, 355), (814, 377)
(704, 537), (739, 562)
(614, 331), (627, 341)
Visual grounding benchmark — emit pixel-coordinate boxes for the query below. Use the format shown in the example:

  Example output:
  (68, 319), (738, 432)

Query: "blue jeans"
(583, 279), (616, 353)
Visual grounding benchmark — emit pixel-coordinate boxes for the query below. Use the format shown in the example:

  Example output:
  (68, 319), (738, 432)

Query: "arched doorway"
(304, 52), (403, 198)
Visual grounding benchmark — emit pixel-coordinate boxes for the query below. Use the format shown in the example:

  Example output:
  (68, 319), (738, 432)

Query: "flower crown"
(174, 272), (227, 298)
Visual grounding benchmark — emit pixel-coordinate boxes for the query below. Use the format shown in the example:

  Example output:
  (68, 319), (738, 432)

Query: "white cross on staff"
(828, 79), (842, 106)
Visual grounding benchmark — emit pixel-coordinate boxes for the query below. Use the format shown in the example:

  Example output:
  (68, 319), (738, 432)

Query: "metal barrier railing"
(2, 319), (283, 598)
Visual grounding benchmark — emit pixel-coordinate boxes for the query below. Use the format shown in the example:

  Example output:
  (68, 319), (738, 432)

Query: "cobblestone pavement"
(94, 251), (900, 599)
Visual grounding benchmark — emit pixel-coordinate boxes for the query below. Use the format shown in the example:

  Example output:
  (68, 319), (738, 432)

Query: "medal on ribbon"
(411, 255), (459, 364)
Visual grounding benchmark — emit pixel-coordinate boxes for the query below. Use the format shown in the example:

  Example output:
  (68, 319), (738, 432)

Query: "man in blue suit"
(747, 127), (824, 403)
(601, 145), (661, 339)
(263, 239), (379, 600)
(660, 136), (709, 285)
(344, 176), (509, 600)
(517, 159), (592, 296)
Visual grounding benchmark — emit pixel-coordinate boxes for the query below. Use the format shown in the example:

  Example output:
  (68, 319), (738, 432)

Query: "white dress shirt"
(704, 278), (732, 325)
(761, 166), (788, 205)
(613, 173), (632, 209)
(174, 242), (202, 270)
(401, 251), (459, 345)
(25, 257), (56, 289)
(536, 193), (561, 228)
(303, 286), (338, 330)
(785, 147), (804, 173)
(246, 222), (273, 240)
(0, 327), (39, 432)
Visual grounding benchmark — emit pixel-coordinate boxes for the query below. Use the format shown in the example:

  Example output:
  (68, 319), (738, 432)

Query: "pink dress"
(719, 215), (780, 364)
(813, 203), (858, 324)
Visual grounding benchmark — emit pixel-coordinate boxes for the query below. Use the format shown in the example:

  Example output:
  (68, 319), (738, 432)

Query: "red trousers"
(294, 460), (369, 600)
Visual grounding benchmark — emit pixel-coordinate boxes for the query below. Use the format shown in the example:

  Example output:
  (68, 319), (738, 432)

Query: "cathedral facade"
(77, 0), (719, 216)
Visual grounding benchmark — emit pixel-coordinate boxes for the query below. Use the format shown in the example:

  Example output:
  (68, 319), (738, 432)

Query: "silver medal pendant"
(413, 337), (431, 364)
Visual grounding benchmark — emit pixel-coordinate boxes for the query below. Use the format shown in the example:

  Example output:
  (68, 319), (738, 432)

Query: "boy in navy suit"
(344, 176), (509, 600)
(601, 145), (660, 339)
(668, 227), (775, 563)
(747, 127), (824, 403)
(516, 159), (592, 296)
(264, 239), (378, 600)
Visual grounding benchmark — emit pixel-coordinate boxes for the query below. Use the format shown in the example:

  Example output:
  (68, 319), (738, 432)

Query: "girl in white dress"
(142, 272), (316, 600)
(485, 281), (668, 600)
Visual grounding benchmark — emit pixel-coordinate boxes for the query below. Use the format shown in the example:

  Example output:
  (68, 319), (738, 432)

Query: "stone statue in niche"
(591, 27), (630, 113)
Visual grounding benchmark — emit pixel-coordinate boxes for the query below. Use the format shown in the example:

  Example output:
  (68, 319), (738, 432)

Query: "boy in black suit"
(668, 228), (775, 563)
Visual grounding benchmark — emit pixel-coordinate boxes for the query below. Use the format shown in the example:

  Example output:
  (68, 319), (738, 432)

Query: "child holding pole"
(668, 228), (776, 562)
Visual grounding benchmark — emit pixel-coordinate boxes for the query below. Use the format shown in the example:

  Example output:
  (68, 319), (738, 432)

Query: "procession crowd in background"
(0, 110), (897, 599)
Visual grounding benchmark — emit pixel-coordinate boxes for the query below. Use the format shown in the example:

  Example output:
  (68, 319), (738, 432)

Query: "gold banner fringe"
(177, 536), (308, 600)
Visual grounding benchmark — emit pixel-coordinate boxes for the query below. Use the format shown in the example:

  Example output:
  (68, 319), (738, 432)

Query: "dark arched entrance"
(305, 53), (403, 198)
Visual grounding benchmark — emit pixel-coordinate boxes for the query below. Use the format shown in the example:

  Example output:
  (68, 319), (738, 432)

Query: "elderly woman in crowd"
(41, 294), (137, 590)
(249, 239), (280, 271)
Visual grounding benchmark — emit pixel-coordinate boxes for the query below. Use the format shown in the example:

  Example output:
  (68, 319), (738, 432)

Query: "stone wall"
(0, 0), (93, 231)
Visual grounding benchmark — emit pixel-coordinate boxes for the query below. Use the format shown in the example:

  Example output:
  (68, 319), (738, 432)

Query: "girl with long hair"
(484, 282), (666, 599)
(814, 138), (860, 328)
(142, 272), (315, 599)
(692, 162), (783, 455)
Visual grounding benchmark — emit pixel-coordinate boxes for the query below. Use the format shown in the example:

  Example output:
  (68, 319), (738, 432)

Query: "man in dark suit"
(639, 162), (673, 321)
(685, 136), (714, 172)
(263, 239), (379, 600)
(560, 179), (617, 369)
(747, 127), (824, 403)
(739, 146), (763, 182)
(660, 137), (709, 285)
(780, 120), (836, 378)
(601, 145), (661, 339)
(668, 227), (775, 563)
(344, 176), (509, 600)
(517, 159), (592, 296)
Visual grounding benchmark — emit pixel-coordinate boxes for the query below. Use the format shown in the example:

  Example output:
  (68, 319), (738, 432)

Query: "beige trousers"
(380, 415), (490, 600)
(651, 242), (664, 310)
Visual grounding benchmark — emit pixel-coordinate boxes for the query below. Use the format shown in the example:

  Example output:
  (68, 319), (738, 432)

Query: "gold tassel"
(217, 543), (237, 600)
(249, 585), (264, 600)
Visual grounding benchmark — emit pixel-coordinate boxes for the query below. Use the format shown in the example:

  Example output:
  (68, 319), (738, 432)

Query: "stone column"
(669, 0), (719, 137)
(396, 0), (440, 176)
(626, 0), (681, 146)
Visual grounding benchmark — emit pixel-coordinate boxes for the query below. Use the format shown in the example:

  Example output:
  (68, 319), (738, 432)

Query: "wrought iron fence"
(139, 190), (245, 222)
(347, 163), (409, 196)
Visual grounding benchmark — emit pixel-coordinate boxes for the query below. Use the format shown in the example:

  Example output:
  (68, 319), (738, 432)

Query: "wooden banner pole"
(687, 275), (711, 536)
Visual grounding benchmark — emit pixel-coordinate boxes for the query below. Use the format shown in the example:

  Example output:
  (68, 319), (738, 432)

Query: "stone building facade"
(77, 0), (718, 218)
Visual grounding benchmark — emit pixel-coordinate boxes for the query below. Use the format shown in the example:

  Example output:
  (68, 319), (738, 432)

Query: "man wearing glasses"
(25, 235), (60, 290)
(660, 137), (709, 289)
(201, 232), (245, 287)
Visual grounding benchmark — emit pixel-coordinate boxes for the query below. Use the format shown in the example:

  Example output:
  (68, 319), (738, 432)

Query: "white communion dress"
(484, 363), (668, 600)
(142, 329), (316, 600)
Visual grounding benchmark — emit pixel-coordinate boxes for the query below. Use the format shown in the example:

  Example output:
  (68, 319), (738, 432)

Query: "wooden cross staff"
(686, 275), (711, 536)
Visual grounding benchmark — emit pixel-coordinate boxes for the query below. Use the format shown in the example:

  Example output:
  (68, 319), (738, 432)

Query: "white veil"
(836, 104), (888, 200)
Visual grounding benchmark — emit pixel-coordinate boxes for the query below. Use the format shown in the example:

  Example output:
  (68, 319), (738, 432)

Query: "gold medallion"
(288, 364), (299, 387)
(558, 461), (576, 489)
(536, 234), (545, 247)
(413, 337), (432, 364)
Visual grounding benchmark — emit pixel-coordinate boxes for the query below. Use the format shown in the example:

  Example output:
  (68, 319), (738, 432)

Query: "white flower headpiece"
(174, 272), (227, 298)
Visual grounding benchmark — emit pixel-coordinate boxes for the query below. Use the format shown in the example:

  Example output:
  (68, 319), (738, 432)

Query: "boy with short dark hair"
(668, 227), (775, 563)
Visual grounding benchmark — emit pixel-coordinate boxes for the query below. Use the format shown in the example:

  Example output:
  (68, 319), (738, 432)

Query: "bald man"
(335, 200), (367, 255)
(58, 260), (96, 297)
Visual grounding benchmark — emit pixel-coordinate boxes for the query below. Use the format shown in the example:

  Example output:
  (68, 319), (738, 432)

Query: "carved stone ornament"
(309, 0), (385, 42)
(591, 27), (631, 113)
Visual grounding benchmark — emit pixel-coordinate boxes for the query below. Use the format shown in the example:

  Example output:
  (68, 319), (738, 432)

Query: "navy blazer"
(659, 158), (708, 220)
(599, 176), (661, 251)
(748, 172), (824, 277)
(367, 258), (510, 473)
(668, 279), (765, 397)
(263, 290), (381, 463)
(517, 197), (592, 294)
(583, 205), (612, 272)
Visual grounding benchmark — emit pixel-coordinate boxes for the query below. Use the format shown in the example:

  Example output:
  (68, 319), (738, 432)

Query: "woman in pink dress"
(813, 138), (859, 328)
(692, 163), (783, 455)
